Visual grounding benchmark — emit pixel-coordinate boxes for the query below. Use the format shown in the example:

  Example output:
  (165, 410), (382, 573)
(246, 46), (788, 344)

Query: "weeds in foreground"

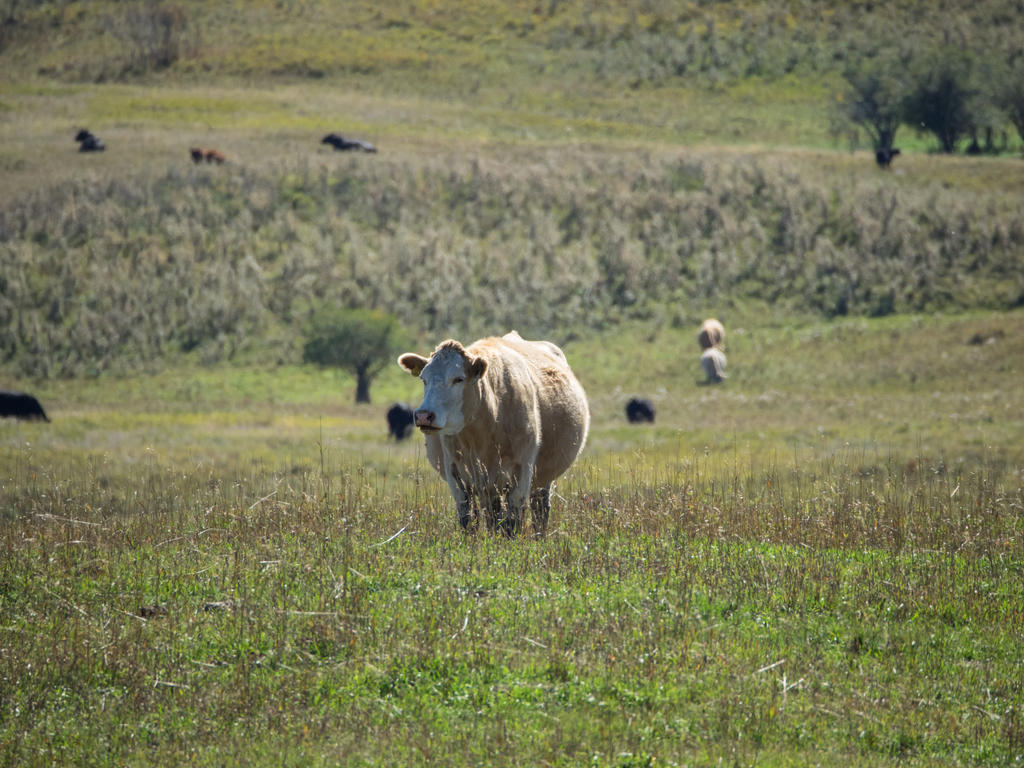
(1, 440), (1020, 766)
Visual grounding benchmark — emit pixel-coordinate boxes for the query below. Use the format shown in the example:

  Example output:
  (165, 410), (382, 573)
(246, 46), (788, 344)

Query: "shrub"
(302, 307), (407, 403)
(1, 154), (1022, 379)
(834, 48), (907, 154)
(102, 1), (197, 77)
(994, 58), (1024, 147)
(902, 46), (977, 153)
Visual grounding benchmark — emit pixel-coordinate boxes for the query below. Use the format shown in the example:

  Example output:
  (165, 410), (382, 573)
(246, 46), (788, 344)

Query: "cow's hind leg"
(498, 452), (537, 538)
(530, 485), (551, 537)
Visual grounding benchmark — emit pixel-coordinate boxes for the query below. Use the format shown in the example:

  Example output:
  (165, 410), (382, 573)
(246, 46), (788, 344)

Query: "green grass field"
(2, 1), (1024, 765)
(2, 312), (1022, 766)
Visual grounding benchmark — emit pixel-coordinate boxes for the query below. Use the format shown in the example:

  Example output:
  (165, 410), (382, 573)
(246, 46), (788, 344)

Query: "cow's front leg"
(447, 465), (476, 531)
(530, 485), (551, 537)
(441, 438), (475, 531)
(440, 448), (471, 532)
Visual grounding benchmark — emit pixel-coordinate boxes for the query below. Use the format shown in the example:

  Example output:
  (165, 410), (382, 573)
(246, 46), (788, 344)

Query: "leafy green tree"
(303, 307), (407, 404)
(995, 58), (1024, 148)
(903, 47), (976, 153)
(835, 50), (907, 154)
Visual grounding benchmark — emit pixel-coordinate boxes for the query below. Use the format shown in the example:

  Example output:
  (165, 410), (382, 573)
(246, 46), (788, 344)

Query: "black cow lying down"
(0, 390), (50, 422)
(75, 129), (105, 152)
(322, 133), (378, 153)
(386, 402), (415, 440)
(625, 397), (655, 424)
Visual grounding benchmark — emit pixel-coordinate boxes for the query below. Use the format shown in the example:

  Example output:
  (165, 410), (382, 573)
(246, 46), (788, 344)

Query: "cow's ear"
(398, 353), (428, 376)
(468, 355), (487, 380)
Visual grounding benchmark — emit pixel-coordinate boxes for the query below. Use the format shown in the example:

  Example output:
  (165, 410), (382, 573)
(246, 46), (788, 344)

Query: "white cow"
(697, 318), (725, 350)
(701, 346), (727, 384)
(398, 331), (589, 536)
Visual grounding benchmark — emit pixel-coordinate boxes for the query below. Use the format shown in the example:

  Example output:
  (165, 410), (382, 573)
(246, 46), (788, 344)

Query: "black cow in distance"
(386, 403), (415, 440)
(75, 128), (105, 152)
(0, 390), (50, 422)
(875, 147), (900, 168)
(625, 397), (655, 424)
(322, 133), (377, 153)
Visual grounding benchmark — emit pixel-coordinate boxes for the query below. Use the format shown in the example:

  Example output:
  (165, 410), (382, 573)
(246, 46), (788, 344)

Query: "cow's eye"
(452, 376), (464, 385)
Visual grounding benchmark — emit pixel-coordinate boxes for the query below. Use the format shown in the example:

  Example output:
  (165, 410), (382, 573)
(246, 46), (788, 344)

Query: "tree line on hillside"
(834, 31), (1024, 156)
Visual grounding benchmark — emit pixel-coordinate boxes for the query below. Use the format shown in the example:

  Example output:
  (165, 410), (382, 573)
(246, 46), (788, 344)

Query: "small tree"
(835, 50), (907, 154)
(995, 58), (1024, 148)
(303, 307), (406, 404)
(903, 47), (976, 153)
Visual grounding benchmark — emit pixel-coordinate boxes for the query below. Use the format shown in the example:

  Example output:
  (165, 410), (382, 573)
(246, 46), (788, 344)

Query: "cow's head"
(397, 341), (487, 435)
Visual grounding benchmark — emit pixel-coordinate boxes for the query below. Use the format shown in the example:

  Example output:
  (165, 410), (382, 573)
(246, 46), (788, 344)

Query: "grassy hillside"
(3, 4), (1023, 378)
(2, 0), (1024, 204)
(1, 3), (1023, 766)
(5, 0), (1024, 92)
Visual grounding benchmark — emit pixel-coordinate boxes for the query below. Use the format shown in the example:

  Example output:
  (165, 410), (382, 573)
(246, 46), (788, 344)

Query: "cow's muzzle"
(414, 409), (441, 432)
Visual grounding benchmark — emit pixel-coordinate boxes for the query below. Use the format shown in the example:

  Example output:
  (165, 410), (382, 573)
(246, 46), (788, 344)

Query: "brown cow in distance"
(189, 148), (227, 164)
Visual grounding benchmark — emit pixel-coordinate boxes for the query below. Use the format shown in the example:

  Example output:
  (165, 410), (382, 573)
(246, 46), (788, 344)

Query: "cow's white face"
(398, 343), (487, 435)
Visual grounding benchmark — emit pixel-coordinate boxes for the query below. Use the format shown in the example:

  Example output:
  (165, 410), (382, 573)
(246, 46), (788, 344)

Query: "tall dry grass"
(1, 432), (1021, 766)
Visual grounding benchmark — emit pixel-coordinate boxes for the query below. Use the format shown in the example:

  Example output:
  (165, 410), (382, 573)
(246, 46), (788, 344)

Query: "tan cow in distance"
(697, 318), (725, 350)
(701, 346), (727, 384)
(398, 331), (590, 537)
(697, 318), (727, 384)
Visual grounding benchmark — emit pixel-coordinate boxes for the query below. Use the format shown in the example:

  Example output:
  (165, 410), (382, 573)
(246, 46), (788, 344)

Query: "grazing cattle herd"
(54, 126), (747, 535)
(3, 319), (729, 535)
(398, 331), (590, 537)
(68, 126), (906, 171)
(73, 128), (378, 165)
